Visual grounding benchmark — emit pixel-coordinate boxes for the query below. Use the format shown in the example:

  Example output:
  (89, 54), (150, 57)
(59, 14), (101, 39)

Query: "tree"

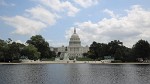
(50, 51), (56, 58)
(123, 48), (135, 62)
(83, 53), (88, 58)
(97, 43), (109, 59)
(88, 41), (109, 60)
(26, 35), (55, 59)
(88, 41), (99, 59)
(0, 39), (26, 62)
(132, 39), (150, 60)
(108, 40), (125, 60)
(8, 42), (26, 61)
(22, 44), (40, 60)
(0, 39), (7, 61)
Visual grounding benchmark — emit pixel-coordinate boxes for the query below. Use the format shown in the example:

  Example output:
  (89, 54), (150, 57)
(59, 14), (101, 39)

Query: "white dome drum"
(69, 28), (81, 46)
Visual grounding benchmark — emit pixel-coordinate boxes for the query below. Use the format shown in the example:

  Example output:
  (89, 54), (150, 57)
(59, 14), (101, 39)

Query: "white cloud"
(39, 0), (80, 16)
(66, 5), (150, 47)
(0, 0), (79, 36)
(1, 4), (61, 35)
(0, 0), (15, 6)
(1, 16), (47, 35)
(103, 9), (119, 18)
(74, 0), (98, 8)
(26, 6), (60, 25)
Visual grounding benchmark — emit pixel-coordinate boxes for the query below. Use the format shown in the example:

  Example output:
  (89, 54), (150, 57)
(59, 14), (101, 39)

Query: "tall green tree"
(88, 41), (109, 60)
(26, 35), (55, 59)
(108, 40), (125, 60)
(132, 39), (150, 60)
(88, 41), (99, 59)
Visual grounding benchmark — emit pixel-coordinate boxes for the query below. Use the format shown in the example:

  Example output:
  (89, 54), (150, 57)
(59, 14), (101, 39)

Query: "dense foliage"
(0, 35), (56, 62)
(26, 35), (56, 59)
(85, 40), (150, 62)
(132, 40), (150, 60)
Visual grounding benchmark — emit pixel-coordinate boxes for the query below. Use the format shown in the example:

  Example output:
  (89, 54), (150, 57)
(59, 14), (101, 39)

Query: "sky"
(0, 0), (150, 48)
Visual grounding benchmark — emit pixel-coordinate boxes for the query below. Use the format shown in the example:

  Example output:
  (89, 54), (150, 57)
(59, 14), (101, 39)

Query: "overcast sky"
(0, 0), (150, 47)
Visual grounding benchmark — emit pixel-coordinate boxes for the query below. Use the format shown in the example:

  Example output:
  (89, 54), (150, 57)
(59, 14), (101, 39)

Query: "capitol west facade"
(54, 28), (89, 58)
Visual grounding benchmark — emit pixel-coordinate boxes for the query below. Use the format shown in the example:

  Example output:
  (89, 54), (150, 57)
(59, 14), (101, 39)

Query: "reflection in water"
(0, 64), (150, 84)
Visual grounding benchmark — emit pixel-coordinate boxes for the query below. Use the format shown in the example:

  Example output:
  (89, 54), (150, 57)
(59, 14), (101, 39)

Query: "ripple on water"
(0, 64), (150, 84)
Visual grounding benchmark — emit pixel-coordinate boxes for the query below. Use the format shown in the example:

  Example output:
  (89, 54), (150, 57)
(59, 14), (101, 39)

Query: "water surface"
(0, 64), (150, 84)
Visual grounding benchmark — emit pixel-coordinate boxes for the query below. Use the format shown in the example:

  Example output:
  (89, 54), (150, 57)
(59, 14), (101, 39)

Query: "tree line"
(0, 35), (56, 62)
(0, 34), (150, 62)
(83, 40), (150, 62)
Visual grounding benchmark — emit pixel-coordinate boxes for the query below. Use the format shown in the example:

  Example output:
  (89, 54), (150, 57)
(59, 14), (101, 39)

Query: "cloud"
(0, 0), (15, 6)
(38, 0), (80, 16)
(66, 5), (150, 47)
(1, 16), (47, 35)
(0, 0), (80, 36)
(1, 4), (60, 35)
(26, 6), (60, 25)
(74, 0), (98, 8)
(103, 9), (119, 18)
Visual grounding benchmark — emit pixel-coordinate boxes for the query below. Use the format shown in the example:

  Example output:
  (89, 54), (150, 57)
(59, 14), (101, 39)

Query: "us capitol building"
(52, 28), (89, 58)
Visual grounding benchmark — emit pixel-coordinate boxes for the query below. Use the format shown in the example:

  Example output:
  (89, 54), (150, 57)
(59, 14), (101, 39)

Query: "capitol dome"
(70, 28), (80, 40)
(56, 27), (89, 58)
(69, 28), (81, 46)
(71, 33), (79, 39)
